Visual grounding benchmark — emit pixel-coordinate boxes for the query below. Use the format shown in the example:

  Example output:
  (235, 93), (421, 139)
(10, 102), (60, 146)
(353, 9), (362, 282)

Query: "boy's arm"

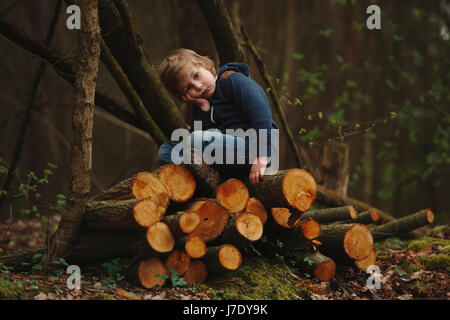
(221, 73), (275, 185)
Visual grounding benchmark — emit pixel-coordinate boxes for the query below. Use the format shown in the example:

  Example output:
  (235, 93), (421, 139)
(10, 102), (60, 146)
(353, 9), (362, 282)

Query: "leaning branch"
(241, 27), (313, 171)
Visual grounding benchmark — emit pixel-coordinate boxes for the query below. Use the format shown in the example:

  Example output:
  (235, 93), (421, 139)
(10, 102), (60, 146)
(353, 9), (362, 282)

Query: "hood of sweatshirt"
(217, 62), (250, 78)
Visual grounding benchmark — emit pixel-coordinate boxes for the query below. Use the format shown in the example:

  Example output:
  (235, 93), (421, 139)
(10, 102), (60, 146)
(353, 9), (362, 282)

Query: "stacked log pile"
(71, 163), (435, 289)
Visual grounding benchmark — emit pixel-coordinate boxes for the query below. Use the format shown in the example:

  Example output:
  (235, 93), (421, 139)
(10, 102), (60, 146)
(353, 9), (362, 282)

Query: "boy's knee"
(158, 142), (177, 165)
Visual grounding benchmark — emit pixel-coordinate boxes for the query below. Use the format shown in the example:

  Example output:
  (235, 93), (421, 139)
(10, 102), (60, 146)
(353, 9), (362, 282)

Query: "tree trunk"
(0, 20), (142, 131)
(318, 141), (350, 197)
(43, 0), (100, 263)
(196, 0), (245, 64)
(183, 260), (208, 285)
(94, 0), (188, 137)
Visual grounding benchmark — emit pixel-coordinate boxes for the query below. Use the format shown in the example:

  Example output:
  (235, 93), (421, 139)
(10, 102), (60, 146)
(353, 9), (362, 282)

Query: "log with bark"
(369, 209), (434, 241)
(126, 257), (169, 289)
(203, 244), (242, 275)
(293, 250), (336, 282)
(215, 178), (249, 213)
(301, 206), (357, 223)
(316, 223), (374, 262)
(247, 168), (317, 212)
(183, 260), (208, 285)
(335, 209), (380, 225)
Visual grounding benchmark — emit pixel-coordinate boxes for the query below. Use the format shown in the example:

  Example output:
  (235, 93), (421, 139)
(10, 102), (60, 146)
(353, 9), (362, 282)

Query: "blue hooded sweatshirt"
(191, 62), (278, 160)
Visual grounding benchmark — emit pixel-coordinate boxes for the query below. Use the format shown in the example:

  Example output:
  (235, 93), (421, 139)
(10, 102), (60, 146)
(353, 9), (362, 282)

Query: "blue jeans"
(158, 130), (255, 178)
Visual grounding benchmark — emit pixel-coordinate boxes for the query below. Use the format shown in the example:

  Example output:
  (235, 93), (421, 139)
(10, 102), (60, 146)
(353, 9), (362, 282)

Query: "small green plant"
(168, 268), (187, 287)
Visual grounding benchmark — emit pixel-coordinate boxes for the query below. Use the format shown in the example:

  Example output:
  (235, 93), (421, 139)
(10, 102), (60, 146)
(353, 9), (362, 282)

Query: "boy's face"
(178, 64), (216, 102)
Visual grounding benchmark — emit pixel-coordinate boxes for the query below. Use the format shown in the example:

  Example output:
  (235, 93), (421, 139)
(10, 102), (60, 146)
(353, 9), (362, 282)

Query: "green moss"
(379, 237), (405, 249)
(426, 225), (449, 239)
(92, 292), (116, 300)
(417, 254), (450, 272)
(376, 250), (391, 260)
(199, 257), (301, 300)
(398, 261), (421, 273)
(406, 237), (450, 251)
(0, 277), (25, 299)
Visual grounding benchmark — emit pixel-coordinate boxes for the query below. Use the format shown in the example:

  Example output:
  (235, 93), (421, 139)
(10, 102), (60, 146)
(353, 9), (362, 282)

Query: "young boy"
(158, 48), (278, 186)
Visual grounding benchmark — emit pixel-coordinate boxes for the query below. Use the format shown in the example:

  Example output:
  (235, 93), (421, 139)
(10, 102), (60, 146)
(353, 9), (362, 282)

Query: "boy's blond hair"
(159, 48), (216, 98)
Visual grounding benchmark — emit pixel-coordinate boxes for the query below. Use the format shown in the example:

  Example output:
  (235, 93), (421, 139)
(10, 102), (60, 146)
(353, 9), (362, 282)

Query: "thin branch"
(0, 19), (142, 130)
(100, 38), (167, 145)
(0, 0), (63, 208)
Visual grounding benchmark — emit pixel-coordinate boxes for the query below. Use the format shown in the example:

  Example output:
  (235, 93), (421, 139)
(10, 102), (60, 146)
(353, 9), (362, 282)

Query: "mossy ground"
(196, 257), (301, 300)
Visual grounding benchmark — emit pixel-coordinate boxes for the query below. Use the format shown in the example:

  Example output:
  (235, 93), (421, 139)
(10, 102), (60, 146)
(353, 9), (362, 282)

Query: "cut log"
(336, 209), (379, 225)
(183, 148), (221, 197)
(203, 245), (242, 274)
(317, 223), (374, 261)
(165, 250), (190, 277)
(276, 218), (321, 251)
(146, 222), (175, 253)
(134, 197), (166, 227)
(354, 248), (377, 271)
(155, 163), (196, 202)
(183, 260), (208, 284)
(301, 206), (357, 223)
(215, 178), (249, 213)
(131, 172), (170, 207)
(370, 209), (434, 242)
(245, 197), (268, 224)
(127, 257), (168, 289)
(83, 197), (166, 231)
(187, 199), (230, 242)
(294, 250), (336, 282)
(176, 235), (207, 259)
(213, 212), (263, 249)
(270, 208), (302, 228)
(83, 198), (144, 231)
(316, 184), (394, 223)
(247, 168), (317, 212)
(163, 210), (201, 238)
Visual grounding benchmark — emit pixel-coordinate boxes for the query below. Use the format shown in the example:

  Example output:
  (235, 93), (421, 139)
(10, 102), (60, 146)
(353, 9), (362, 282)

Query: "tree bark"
(43, 0), (100, 263)
(293, 250), (336, 282)
(316, 223), (374, 262)
(370, 209), (434, 241)
(300, 206), (357, 223)
(196, 0), (245, 64)
(95, 0), (188, 137)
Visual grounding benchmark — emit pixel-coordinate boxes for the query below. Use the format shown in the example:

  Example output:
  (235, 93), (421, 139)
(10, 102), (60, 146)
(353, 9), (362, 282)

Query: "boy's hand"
(182, 93), (210, 112)
(250, 156), (268, 186)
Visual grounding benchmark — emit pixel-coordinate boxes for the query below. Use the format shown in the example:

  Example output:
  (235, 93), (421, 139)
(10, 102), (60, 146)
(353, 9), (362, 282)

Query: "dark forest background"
(0, 0), (449, 224)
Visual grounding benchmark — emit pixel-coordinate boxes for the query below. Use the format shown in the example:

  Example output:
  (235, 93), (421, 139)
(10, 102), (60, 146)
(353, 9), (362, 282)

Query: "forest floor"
(0, 215), (448, 301)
